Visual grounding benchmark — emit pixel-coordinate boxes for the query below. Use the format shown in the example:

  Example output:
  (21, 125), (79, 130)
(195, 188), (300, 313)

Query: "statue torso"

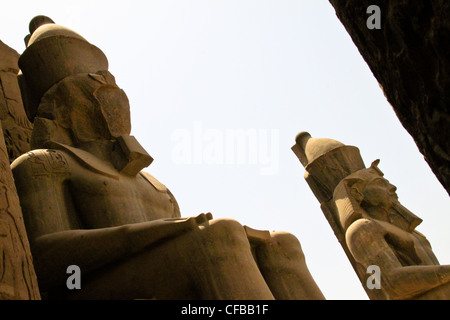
(14, 147), (180, 235)
(373, 219), (438, 266)
(69, 169), (180, 228)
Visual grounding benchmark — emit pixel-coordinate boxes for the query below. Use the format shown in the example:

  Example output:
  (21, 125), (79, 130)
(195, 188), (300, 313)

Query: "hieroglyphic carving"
(26, 150), (69, 175)
(0, 121), (40, 299)
(0, 40), (32, 163)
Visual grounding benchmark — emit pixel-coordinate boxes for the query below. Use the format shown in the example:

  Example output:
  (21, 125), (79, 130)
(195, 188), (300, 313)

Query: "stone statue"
(11, 16), (325, 300)
(292, 132), (450, 300)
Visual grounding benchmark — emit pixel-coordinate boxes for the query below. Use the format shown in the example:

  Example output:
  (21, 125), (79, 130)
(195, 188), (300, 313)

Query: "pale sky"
(2, 1), (449, 300)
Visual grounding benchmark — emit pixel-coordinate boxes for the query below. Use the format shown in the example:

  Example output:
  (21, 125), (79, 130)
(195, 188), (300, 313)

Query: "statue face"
(40, 72), (131, 145)
(93, 85), (131, 139)
(361, 176), (398, 211)
(337, 162), (422, 231)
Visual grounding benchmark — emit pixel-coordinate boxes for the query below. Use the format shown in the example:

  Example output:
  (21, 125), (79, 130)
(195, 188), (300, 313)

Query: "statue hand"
(121, 213), (216, 257)
(162, 212), (213, 228)
(194, 212), (213, 225)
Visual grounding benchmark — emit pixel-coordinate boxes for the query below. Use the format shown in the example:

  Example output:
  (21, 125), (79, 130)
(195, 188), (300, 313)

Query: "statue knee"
(269, 231), (305, 261)
(205, 218), (249, 248)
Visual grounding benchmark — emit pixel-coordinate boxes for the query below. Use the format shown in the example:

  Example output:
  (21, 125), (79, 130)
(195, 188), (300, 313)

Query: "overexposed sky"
(2, 1), (449, 300)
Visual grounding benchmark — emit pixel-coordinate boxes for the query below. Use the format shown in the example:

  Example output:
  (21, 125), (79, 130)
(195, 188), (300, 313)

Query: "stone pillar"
(0, 40), (32, 163)
(0, 40), (40, 300)
(0, 120), (40, 299)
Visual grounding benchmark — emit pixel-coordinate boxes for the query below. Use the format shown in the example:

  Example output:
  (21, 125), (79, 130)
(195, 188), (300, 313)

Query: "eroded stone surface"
(329, 0), (450, 195)
(0, 40), (32, 163)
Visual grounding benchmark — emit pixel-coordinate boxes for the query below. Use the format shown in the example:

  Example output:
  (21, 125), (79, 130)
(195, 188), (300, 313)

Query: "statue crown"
(292, 132), (365, 204)
(19, 16), (109, 122)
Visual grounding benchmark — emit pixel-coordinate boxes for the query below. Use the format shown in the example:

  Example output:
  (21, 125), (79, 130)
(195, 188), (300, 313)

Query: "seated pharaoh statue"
(292, 132), (450, 300)
(10, 16), (325, 300)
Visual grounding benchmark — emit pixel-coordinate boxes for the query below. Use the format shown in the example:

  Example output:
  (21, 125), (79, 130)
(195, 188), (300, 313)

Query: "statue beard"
(389, 201), (423, 232)
(361, 198), (423, 233)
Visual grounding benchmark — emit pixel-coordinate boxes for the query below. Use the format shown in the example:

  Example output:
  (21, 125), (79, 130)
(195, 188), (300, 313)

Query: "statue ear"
(334, 178), (364, 231)
(350, 187), (364, 203)
(348, 181), (364, 203)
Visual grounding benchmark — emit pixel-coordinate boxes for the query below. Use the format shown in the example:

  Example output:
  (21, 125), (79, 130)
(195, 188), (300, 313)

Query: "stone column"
(0, 120), (40, 299)
(0, 40), (32, 163)
(0, 40), (40, 300)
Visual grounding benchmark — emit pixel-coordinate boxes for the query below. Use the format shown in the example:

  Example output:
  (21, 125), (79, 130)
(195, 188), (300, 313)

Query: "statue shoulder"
(346, 218), (385, 244)
(139, 171), (168, 193)
(11, 149), (72, 177)
(140, 171), (181, 217)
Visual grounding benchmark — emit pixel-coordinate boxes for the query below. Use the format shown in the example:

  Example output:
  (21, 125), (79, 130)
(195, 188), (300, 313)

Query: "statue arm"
(386, 265), (450, 299)
(346, 219), (450, 300)
(31, 214), (212, 291)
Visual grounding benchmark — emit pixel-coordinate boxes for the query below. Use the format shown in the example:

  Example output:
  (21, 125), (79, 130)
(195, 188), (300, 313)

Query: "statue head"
(291, 132), (366, 204)
(18, 16), (152, 175)
(19, 16), (110, 125)
(345, 160), (398, 212)
(334, 160), (422, 232)
(17, 16), (132, 147)
(31, 71), (132, 148)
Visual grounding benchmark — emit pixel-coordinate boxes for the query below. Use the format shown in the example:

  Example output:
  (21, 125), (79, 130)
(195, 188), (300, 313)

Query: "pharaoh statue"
(292, 132), (450, 300)
(10, 16), (325, 300)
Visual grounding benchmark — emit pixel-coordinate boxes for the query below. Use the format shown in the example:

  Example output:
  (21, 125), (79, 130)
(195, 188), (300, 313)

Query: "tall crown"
(291, 132), (366, 204)
(18, 16), (109, 122)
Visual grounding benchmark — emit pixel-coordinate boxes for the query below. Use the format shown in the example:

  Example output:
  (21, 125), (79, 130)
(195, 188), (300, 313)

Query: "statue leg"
(251, 231), (325, 300)
(58, 218), (275, 300)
